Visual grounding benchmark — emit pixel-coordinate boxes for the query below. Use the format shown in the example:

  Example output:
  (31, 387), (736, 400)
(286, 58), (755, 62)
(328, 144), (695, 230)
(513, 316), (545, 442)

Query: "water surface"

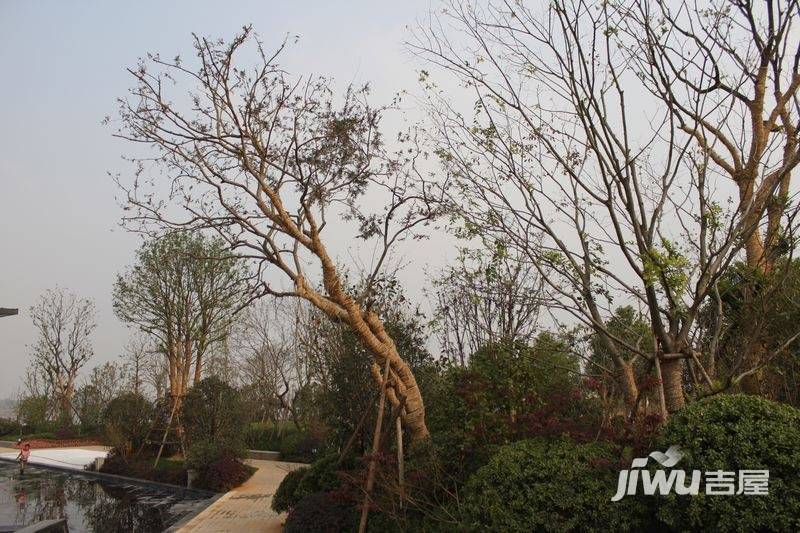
(0, 461), (212, 532)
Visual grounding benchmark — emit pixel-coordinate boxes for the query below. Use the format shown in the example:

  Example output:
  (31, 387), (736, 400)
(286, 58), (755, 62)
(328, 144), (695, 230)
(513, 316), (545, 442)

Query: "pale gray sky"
(0, 0), (454, 397)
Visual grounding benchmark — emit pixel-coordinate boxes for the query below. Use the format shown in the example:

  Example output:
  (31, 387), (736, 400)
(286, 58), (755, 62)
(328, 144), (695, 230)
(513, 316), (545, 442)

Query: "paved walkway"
(177, 460), (305, 533)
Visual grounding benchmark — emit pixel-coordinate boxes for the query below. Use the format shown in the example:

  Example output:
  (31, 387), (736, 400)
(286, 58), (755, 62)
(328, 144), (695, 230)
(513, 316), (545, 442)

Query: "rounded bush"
(462, 437), (644, 532)
(102, 392), (153, 453)
(272, 466), (309, 513)
(295, 454), (345, 501)
(655, 395), (800, 532)
(198, 451), (255, 492)
(284, 492), (357, 533)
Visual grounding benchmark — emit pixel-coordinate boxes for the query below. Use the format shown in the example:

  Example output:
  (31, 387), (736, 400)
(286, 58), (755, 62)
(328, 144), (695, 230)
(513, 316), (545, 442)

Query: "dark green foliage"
(272, 466), (309, 513)
(279, 431), (323, 463)
(294, 454), (346, 502)
(197, 451), (257, 492)
(54, 425), (79, 439)
(16, 395), (49, 430)
(100, 450), (187, 486)
(425, 334), (588, 481)
(182, 377), (252, 490)
(0, 418), (21, 437)
(461, 437), (644, 532)
(244, 422), (284, 451)
(702, 260), (800, 404)
(272, 454), (358, 514)
(654, 395), (800, 532)
(244, 422), (321, 462)
(284, 492), (358, 533)
(182, 377), (247, 457)
(102, 392), (153, 454)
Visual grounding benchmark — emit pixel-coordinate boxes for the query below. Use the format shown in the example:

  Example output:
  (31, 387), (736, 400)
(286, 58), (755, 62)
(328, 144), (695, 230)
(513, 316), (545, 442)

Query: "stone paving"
(177, 459), (306, 533)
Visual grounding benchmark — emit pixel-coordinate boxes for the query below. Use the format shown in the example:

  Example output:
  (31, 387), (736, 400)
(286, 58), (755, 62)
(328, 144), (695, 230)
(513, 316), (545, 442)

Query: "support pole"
(653, 352), (668, 423)
(358, 357), (391, 533)
(396, 414), (404, 507)
(154, 396), (180, 468)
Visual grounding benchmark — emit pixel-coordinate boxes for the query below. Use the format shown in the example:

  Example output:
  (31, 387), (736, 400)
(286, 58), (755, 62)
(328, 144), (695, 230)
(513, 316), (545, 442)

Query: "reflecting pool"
(0, 461), (212, 532)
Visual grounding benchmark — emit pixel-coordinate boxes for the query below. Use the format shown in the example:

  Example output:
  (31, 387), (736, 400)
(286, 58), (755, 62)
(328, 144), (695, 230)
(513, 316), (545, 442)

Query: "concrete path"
(177, 459), (306, 533)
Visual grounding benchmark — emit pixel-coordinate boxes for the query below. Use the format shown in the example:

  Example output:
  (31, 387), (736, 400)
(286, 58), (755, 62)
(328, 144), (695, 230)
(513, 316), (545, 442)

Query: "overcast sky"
(0, 0), (454, 397)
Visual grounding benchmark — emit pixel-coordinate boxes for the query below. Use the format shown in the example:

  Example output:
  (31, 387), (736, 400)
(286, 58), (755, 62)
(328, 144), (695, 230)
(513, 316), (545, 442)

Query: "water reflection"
(0, 462), (211, 532)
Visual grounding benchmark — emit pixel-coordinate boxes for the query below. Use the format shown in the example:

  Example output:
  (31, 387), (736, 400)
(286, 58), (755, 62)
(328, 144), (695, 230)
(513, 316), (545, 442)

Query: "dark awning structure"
(0, 308), (18, 317)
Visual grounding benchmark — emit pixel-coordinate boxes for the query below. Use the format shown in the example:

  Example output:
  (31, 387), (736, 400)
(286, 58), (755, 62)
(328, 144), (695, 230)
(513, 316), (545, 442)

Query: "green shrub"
(184, 440), (255, 492)
(245, 422), (282, 451)
(272, 466), (309, 513)
(279, 430), (323, 463)
(654, 395), (800, 532)
(462, 437), (645, 532)
(0, 417), (21, 437)
(186, 440), (227, 471)
(182, 377), (247, 456)
(100, 450), (187, 486)
(295, 454), (346, 502)
(284, 492), (357, 533)
(198, 451), (256, 492)
(16, 395), (50, 430)
(102, 392), (153, 455)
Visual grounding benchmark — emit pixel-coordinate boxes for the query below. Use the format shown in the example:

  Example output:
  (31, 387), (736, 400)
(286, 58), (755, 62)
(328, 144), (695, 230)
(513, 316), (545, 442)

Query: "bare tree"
(412, 0), (800, 415)
(29, 288), (96, 420)
(74, 361), (125, 428)
(621, 0), (800, 273)
(431, 247), (544, 365)
(113, 28), (440, 440)
(231, 298), (318, 428)
(120, 333), (152, 397)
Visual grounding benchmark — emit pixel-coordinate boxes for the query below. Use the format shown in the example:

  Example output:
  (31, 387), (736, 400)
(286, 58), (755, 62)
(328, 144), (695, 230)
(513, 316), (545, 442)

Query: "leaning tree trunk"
(296, 262), (430, 442)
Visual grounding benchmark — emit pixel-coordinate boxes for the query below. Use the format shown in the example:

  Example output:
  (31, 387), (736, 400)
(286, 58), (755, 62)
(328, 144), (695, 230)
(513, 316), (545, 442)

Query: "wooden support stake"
(653, 353), (668, 423)
(358, 357), (391, 533)
(396, 414), (404, 507)
(154, 396), (180, 469)
(339, 398), (376, 465)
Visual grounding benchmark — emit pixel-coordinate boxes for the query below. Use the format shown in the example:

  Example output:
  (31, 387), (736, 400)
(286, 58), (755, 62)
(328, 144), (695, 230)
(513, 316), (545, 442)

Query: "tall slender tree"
(113, 232), (248, 412)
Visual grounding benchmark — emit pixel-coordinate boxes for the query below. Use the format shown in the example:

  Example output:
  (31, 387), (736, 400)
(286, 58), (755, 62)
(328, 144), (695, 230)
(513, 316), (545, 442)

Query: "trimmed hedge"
(654, 395), (800, 532)
(462, 437), (644, 532)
